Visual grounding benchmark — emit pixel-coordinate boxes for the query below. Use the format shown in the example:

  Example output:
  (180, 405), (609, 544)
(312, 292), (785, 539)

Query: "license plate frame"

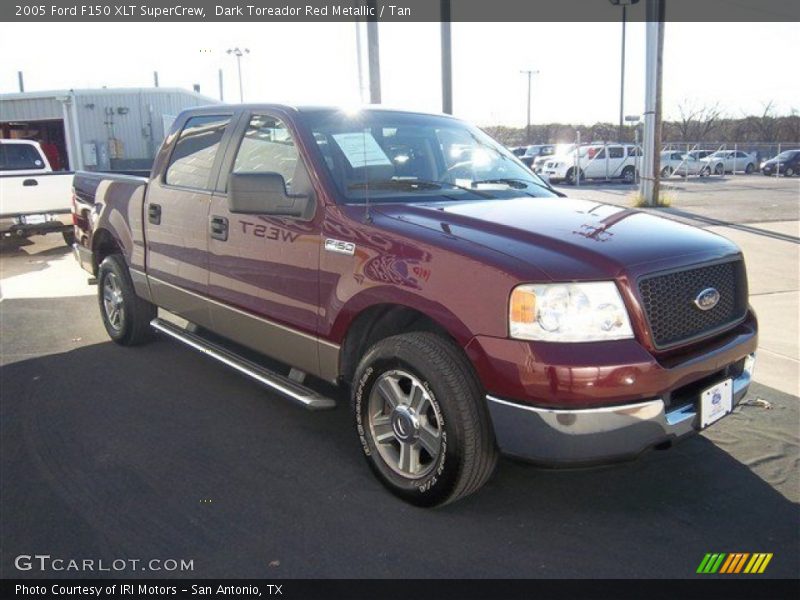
(700, 378), (733, 428)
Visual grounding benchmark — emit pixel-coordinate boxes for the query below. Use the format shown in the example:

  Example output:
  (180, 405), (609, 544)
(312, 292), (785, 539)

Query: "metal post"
(366, 1), (382, 104)
(575, 130), (582, 186)
(520, 70), (539, 144)
(236, 55), (243, 102)
(218, 68), (224, 102)
(640, 0), (664, 206)
(619, 5), (627, 141)
(440, 0), (453, 115)
(17, 71), (24, 93)
(153, 71), (159, 88)
(355, 21), (365, 103)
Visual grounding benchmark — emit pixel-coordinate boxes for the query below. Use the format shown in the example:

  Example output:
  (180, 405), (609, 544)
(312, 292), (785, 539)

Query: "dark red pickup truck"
(72, 105), (757, 506)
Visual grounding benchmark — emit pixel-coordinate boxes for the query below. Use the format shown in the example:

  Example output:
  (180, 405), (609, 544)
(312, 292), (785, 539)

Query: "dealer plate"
(700, 378), (733, 428)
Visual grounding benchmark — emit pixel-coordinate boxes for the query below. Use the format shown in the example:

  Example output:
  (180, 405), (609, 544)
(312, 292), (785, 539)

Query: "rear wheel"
(98, 254), (156, 346)
(622, 165), (636, 184)
(352, 332), (498, 507)
(785, 167), (795, 177)
(660, 166), (673, 178)
(745, 163), (755, 174)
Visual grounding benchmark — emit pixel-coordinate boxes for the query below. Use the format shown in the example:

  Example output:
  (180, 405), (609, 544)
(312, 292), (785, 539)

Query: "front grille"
(638, 260), (748, 349)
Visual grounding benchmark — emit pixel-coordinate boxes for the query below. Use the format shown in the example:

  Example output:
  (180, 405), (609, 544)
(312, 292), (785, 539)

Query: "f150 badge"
(325, 239), (356, 256)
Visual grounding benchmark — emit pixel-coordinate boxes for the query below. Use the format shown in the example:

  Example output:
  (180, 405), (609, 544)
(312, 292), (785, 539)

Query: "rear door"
(144, 112), (234, 326)
(606, 145), (626, 177)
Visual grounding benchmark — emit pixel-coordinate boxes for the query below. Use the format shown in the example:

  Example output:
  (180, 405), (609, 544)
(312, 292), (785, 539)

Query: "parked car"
(516, 144), (556, 168)
(0, 139), (74, 244)
(543, 143), (640, 184)
(660, 151), (707, 177)
(72, 105), (757, 506)
(533, 143), (575, 174)
(760, 149), (800, 177)
(686, 150), (714, 161)
(700, 150), (756, 175)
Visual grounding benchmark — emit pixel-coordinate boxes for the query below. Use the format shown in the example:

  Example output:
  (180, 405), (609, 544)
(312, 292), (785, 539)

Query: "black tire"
(701, 166), (711, 176)
(62, 230), (75, 247)
(97, 254), (156, 346)
(785, 167), (795, 177)
(714, 162), (724, 175)
(352, 332), (498, 507)
(660, 166), (673, 178)
(622, 165), (636, 184)
(565, 168), (584, 185)
(745, 163), (754, 174)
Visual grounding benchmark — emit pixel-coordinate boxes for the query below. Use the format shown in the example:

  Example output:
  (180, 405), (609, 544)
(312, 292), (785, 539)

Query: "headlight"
(509, 282), (634, 342)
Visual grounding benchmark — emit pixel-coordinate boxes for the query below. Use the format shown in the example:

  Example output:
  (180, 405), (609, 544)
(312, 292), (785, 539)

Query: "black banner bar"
(3, 0), (800, 23)
(3, 578), (800, 600)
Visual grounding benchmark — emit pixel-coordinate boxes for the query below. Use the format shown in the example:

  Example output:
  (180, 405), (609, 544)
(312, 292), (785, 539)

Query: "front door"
(205, 111), (324, 377)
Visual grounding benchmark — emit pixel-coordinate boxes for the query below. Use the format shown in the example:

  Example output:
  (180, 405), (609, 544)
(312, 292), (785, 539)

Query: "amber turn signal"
(510, 288), (537, 324)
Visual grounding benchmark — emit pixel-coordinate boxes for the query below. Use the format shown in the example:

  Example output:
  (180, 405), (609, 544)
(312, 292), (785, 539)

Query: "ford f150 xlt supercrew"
(72, 106), (757, 506)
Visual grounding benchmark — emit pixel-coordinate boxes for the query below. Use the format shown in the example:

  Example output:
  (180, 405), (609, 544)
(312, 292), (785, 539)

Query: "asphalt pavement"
(1, 175), (798, 579)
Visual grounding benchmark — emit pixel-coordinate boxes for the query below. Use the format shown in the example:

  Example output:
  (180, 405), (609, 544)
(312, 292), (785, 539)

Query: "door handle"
(210, 216), (228, 241)
(148, 203), (161, 225)
(22, 179), (38, 187)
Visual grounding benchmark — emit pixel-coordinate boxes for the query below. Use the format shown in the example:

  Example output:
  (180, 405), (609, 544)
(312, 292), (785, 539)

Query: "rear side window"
(165, 115), (230, 189)
(608, 147), (624, 159)
(230, 115), (299, 192)
(0, 143), (46, 171)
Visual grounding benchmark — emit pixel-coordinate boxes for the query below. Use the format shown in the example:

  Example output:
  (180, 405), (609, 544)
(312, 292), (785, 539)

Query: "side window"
(165, 115), (230, 189)
(608, 146), (624, 159)
(628, 147), (642, 157)
(232, 115), (299, 192)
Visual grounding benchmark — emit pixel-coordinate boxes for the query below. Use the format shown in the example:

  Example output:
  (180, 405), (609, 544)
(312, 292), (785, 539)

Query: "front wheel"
(785, 167), (795, 177)
(98, 254), (157, 346)
(745, 163), (754, 174)
(660, 166), (673, 178)
(714, 162), (724, 175)
(353, 333), (498, 507)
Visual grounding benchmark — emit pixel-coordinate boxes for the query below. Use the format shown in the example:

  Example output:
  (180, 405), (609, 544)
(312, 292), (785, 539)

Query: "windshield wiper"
(471, 177), (557, 194)
(347, 178), (495, 198)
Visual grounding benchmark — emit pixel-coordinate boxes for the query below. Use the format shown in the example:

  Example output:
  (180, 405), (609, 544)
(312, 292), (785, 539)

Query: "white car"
(542, 144), (640, 184)
(700, 150), (757, 175)
(0, 139), (74, 244)
(660, 151), (707, 177)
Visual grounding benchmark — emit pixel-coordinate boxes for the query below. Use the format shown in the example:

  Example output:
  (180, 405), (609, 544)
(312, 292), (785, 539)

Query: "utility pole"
(153, 71), (159, 88)
(226, 47), (250, 103)
(520, 69), (539, 144)
(441, 0), (453, 114)
(366, 0), (381, 104)
(640, 0), (665, 206)
(218, 68), (224, 102)
(17, 71), (24, 92)
(355, 20), (365, 102)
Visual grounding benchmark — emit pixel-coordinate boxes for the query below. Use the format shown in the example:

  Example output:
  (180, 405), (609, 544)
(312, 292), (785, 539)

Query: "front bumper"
(487, 353), (755, 465)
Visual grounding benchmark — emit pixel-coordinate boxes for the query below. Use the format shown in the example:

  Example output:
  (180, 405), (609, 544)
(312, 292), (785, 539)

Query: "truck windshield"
(304, 109), (556, 203)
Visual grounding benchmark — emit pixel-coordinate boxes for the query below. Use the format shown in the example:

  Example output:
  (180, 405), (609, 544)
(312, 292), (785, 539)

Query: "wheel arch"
(91, 228), (123, 275)
(335, 296), (475, 386)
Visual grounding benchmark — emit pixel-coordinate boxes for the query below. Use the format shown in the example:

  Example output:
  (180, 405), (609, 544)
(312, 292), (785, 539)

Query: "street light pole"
(609, 0), (639, 141)
(226, 47), (250, 103)
(520, 69), (539, 144)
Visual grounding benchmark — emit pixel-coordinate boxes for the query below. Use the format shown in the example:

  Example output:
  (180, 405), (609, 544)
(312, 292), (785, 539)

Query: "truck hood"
(375, 197), (740, 281)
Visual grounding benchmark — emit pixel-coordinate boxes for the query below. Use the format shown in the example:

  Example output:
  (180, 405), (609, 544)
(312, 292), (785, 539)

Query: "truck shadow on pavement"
(1, 339), (797, 579)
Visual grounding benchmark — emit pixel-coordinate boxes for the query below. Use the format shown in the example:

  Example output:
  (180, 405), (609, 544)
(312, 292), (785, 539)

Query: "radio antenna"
(362, 126), (372, 223)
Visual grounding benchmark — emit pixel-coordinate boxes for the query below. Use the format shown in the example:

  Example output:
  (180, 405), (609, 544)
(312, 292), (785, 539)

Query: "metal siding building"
(0, 88), (218, 171)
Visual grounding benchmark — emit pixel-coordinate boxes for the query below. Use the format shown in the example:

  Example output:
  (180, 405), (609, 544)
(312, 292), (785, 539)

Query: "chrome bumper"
(486, 353), (755, 465)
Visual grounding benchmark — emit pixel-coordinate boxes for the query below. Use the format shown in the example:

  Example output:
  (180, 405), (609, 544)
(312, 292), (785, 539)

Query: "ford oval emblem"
(694, 287), (721, 311)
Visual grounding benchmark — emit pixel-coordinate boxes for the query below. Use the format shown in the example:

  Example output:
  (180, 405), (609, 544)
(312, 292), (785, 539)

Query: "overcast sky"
(1, 22), (797, 126)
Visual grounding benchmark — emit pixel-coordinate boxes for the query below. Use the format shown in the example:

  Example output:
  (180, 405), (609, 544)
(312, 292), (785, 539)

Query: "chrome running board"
(150, 318), (336, 411)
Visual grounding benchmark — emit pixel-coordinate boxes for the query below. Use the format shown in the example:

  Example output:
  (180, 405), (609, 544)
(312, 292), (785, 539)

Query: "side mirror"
(228, 172), (311, 217)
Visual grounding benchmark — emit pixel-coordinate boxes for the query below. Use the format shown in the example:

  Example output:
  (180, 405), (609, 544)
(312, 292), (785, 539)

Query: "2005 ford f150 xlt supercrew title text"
(71, 106), (757, 506)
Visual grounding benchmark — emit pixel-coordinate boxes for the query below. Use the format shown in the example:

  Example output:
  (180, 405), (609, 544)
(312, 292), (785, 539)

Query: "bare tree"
(675, 100), (722, 142)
